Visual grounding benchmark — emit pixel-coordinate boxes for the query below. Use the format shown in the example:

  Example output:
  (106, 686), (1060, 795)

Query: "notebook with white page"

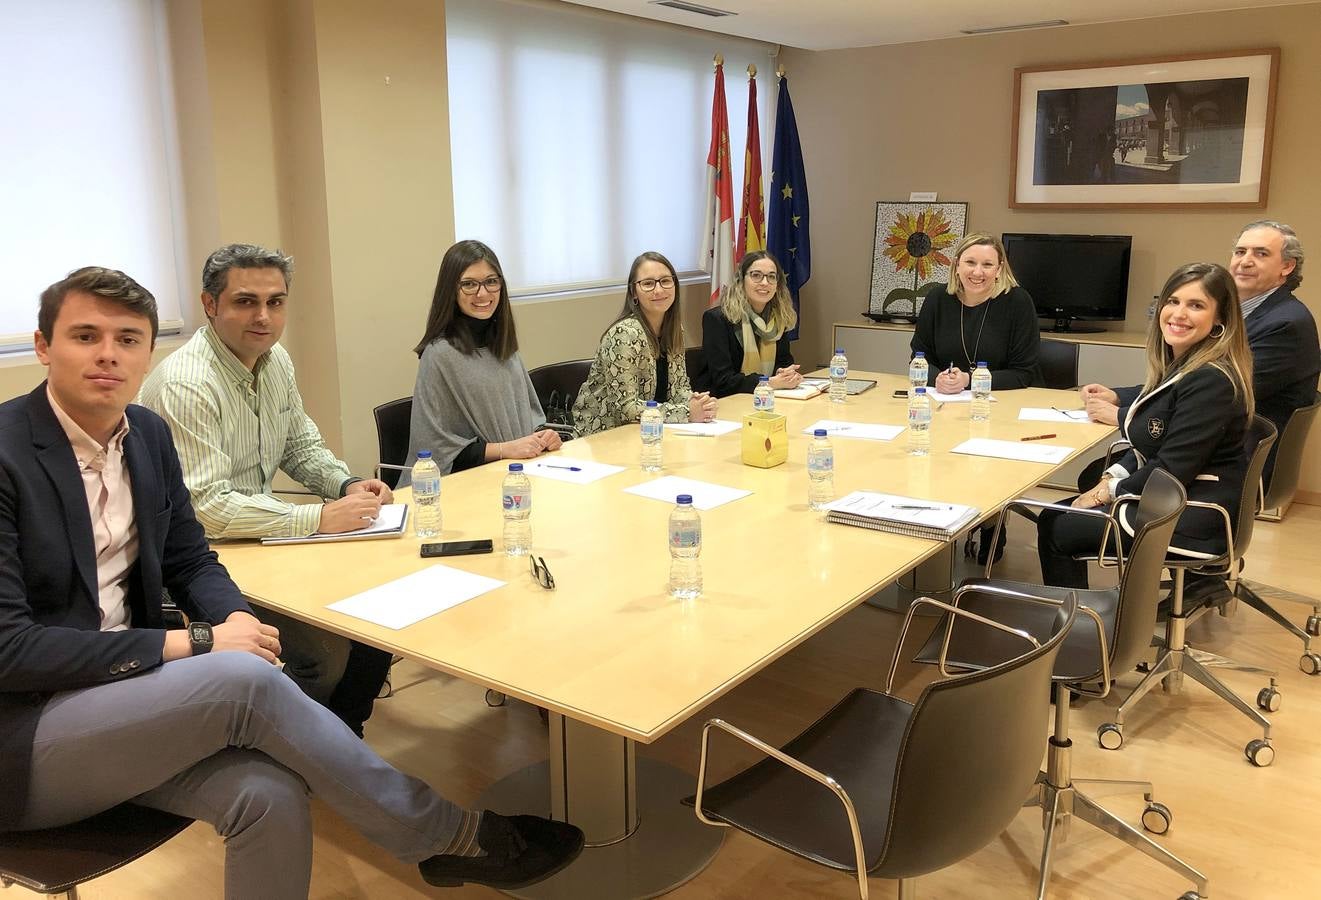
(775, 378), (828, 400)
(951, 438), (1075, 464)
(328, 564), (506, 630)
(261, 504), (410, 545)
(823, 491), (980, 540)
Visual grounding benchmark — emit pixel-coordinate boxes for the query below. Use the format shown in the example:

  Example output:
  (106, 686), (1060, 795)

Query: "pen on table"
(1052, 406), (1086, 419)
(892, 503), (953, 510)
(1020, 433), (1057, 442)
(670, 430), (716, 437)
(935, 402), (946, 411)
(542, 464), (582, 472)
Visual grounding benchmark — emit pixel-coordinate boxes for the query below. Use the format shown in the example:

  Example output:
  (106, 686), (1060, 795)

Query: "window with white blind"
(0, 0), (186, 350)
(446, 0), (775, 295)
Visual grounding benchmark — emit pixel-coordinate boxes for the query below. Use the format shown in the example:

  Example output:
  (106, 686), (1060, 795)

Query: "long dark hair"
(414, 239), (519, 360)
(603, 251), (684, 357)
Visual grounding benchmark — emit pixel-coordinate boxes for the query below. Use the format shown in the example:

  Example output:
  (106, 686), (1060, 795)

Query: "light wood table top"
(216, 373), (1111, 745)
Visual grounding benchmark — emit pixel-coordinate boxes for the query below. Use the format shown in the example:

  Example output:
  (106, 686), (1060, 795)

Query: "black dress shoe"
(419, 810), (585, 889)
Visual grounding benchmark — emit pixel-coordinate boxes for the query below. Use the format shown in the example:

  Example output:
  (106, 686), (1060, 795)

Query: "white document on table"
(623, 475), (751, 510)
(952, 438), (1075, 464)
(664, 420), (742, 436)
(775, 378), (828, 400)
(328, 564), (506, 630)
(928, 390), (998, 403)
(803, 419), (905, 441)
(523, 458), (626, 484)
(1018, 407), (1090, 423)
(260, 504), (409, 545)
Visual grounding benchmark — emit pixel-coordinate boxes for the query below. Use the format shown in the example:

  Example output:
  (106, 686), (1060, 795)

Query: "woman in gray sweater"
(404, 240), (560, 477)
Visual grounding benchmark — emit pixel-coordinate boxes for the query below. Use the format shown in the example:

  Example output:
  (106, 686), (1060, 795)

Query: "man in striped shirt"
(139, 243), (393, 736)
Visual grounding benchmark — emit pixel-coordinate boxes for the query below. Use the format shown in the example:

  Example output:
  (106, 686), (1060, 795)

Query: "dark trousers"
(1036, 499), (1132, 589)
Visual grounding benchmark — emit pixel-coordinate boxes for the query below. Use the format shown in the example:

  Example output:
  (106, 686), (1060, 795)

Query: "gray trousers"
(14, 652), (464, 899)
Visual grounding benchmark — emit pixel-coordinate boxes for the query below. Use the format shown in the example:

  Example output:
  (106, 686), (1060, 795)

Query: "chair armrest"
(1069, 603), (1113, 698)
(986, 497), (1124, 579)
(374, 463), (411, 481)
(887, 594), (1045, 687)
(694, 718), (868, 886)
(1175, 500), (1237, 579)
(1102, 438), (1132, 471)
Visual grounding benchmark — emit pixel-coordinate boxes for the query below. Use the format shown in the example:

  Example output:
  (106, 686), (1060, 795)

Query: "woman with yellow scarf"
(693, 251), (802, 397)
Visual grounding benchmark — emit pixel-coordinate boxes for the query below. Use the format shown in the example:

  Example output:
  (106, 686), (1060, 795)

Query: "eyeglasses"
(634, 276), (675, 292)
(530, 555), (555, 590)
(458, 276), (503, 295)
(746, 270), (779, 284)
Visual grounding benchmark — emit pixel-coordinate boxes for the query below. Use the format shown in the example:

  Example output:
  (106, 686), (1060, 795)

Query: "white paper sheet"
(663, 420), (742, 436)
(523, 458), (626, 484)
(260, 503), (409, 545)
(623, 475), (752, 510)
(327, 564), (506, 630)
(926, 390), (998, 403)
(951, 437), (1075, 464)
(803, 419), (905, 441)
(1018, 407), (1091, 423)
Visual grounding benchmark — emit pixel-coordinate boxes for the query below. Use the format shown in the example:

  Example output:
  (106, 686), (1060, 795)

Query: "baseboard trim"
(1295, 490), (1321, 507)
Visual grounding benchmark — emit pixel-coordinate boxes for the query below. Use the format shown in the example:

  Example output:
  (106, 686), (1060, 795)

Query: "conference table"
(215, 372), (1112, 898)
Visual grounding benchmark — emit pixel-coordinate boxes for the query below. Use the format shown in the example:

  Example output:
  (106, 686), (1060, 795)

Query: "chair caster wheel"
(1097, 723), (1124, 750)
(1256, 685), (1282, 712)
(1141, 801), (1172, 835)
(1301, 652), (1321, 676)
(1178, 892), (1204, 900)
(485, 689), (507, 707)
(1306, 614), (1320, 637)
(378, 679), (394, 700)
(1245, 738), (1274, 767)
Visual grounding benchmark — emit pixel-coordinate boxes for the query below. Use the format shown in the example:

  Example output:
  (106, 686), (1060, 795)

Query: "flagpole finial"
(776, 64), (786, 80)
(747, 64), (757, 79)
(714, 53), (723, 68)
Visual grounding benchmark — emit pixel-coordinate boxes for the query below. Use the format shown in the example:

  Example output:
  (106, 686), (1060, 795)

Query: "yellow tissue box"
(741, 411), (788, 468)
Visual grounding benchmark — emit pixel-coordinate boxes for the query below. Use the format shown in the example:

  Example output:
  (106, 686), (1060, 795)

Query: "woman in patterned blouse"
(572, 251), (717, 436)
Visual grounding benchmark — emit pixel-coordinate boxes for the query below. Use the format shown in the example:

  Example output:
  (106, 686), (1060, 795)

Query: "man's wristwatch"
(188, 621), (214, 656)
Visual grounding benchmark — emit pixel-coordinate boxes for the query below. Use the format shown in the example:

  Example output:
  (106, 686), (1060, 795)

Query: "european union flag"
(766, 75), (810, 341)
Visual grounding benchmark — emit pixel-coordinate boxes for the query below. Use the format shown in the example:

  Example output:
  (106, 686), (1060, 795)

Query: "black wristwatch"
(188, 621), (214, 656)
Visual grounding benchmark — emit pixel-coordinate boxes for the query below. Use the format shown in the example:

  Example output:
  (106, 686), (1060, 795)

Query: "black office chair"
(0, 803), (192, 899)
(684, 346), (706, 390)
(1036, 339), (1079, 390)
(916, 469), (1208, 900)
(687, 590), (1076, 899)
(527, 359), (592, 430)
(1105, 416), (1280, 765)
(372, 397), (413, 490)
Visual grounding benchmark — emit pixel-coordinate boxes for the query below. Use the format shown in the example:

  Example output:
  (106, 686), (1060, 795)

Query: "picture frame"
(1009, 49), (1279, 209)
(867, 201), (968, 322)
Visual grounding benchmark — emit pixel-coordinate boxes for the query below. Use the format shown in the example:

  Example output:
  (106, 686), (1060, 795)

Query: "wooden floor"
(77, 495), (1321, 899)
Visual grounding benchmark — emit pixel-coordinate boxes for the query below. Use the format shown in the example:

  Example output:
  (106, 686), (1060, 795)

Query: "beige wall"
(780, 3), (1321, 494)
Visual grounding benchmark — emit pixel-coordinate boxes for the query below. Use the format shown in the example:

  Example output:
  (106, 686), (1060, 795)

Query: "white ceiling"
(559, 0), (1312, 50)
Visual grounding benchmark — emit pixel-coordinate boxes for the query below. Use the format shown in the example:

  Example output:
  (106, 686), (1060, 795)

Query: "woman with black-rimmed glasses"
(403, 239), (559, 478)
(693, 250), (802, 397)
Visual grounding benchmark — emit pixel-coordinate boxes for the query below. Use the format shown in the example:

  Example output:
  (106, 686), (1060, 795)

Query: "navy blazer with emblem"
(1111, 365), (1249, 558)
(0, 383), (252, 828)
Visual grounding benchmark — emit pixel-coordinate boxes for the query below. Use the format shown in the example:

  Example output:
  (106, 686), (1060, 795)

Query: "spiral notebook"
(823, 491), (980, 541)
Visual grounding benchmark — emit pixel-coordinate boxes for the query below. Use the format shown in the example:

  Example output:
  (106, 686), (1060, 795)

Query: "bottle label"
(641, 420), (663, 439)
(502, 489), (531, 512)
(670, 522), (701, 549)
(753, 392), (773, 411)
(908, 407), (930, 427)
(808, 450), (834, 473)
(829, 364), (847, 379)
(414, 476), (440, 496)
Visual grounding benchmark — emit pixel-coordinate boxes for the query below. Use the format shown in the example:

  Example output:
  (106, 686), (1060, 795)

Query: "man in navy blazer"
(0, 267), (580, 896)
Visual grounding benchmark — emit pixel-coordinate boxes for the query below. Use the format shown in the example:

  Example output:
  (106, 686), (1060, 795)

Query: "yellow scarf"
(739, 304), (782, 377)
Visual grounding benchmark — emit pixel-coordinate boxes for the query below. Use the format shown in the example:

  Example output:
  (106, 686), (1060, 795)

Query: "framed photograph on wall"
(868, 201), (968, 322)
(1010, 48), (1279, 209)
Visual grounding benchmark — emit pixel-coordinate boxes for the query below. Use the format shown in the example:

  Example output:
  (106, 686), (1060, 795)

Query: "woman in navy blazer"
(1037, 262), (1254, 589)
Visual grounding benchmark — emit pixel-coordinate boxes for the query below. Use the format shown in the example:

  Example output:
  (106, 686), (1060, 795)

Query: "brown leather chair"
(372, 396), (413, 490)
(0, 803), (191, 899)
(915, 468), (1208, 900)
(686, 589), (1076, 899)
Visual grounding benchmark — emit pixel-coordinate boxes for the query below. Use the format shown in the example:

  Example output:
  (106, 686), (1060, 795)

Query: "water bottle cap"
(645, 400), (658, 407)
(914, 387), (926, 394)
(416, 450), (432, 459)
(834, 347), (844, 354)
(814, 429), (827, 437)
(914, 351), (925, 358)
(977, 361), (988, 368)
(508, 463), (523, 472)
(758, 375), (769, 382)
(676, 494), (693, 505)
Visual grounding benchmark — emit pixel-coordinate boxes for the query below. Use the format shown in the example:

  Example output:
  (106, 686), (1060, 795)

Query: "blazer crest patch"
(1148, 418), (1165, 439)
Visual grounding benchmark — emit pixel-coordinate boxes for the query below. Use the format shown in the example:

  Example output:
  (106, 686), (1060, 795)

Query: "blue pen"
(543, 464), (582, 472)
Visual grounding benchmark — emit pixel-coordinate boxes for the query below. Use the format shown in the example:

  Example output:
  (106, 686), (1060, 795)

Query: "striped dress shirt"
(138, 325), (353, 539)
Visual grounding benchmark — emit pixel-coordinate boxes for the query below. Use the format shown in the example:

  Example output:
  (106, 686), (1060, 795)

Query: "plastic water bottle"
(668, 494), (702, 599)
(829, 348), (848, 403)
(971, 361), (992, 423)
(807, 428), (835, 511)
(501, 463), (532, 556)
(411, 450), (441, 538)
(753, 376), (775, 412)
(640, 400), (663, 472)
(908, 388), (932, 456)
(908, 352), (928, 393)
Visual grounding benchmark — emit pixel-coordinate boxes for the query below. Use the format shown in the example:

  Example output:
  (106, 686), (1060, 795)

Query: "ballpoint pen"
(1052, 406), (1087, 419)
(892, 503), (953, 510)
(542, 464), (582, 471)
(670, 430), (716, 437)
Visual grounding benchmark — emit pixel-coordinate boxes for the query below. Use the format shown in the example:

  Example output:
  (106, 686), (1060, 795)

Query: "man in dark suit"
(0, 267), (581, 896)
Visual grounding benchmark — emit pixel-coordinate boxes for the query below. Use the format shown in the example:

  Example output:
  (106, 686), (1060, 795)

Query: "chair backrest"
(1109, 468), (1186, 672)
(1230, 415), (1278, 559)
(1036, 338), (1080, 390)
(372, 397), (413, 490)
(1262, 392), (1321, 510)
(527, 359), (592, 428)
(873, 593), (1075, 878)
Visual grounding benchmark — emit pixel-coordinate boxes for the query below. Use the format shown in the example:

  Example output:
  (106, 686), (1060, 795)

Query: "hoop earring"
(1210, 323), (1226, 339)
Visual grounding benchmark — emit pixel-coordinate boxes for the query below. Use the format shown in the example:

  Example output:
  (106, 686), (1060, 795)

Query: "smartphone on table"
(420, 539), (494, 558)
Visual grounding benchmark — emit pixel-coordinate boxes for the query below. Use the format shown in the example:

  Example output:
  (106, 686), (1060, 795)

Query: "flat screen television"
(1002, 233), (1132, 333)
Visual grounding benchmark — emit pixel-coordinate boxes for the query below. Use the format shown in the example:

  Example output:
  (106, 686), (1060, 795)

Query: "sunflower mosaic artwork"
(867, 201), (968, 321)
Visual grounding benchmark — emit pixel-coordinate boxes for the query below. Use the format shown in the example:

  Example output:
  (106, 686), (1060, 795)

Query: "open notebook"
(823, 491), (980, 541)
(261, 503), (410, 545)
(775, 377), (878, 399)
